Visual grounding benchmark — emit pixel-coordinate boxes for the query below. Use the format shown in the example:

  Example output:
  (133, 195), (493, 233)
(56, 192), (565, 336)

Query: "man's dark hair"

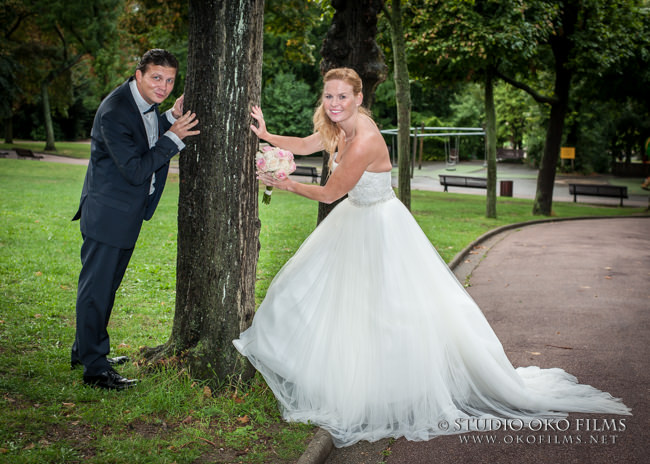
(136, 49), (179, 75)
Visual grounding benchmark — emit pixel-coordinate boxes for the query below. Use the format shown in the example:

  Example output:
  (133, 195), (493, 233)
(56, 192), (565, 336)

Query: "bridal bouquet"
(255, 145), (296, 204)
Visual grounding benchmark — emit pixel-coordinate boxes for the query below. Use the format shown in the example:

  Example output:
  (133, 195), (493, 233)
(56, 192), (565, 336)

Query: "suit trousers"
(72, 236), (134, 376)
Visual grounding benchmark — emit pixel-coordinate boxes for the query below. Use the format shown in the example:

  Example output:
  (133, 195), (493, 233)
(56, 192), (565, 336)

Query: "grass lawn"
(0, 158), (647, 463)
(1, 140), (91, 159)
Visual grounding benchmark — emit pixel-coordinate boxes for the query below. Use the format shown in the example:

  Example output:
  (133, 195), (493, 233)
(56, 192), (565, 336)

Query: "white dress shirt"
(129, 80), (184, 194)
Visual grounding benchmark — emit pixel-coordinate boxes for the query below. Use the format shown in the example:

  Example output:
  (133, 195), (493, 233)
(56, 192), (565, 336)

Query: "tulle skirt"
(233, 197), (630, 447)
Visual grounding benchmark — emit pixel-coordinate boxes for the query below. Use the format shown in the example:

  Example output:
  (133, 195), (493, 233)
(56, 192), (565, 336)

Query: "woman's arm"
(259, 133), (378, 204)
(250, 105), (323, 155)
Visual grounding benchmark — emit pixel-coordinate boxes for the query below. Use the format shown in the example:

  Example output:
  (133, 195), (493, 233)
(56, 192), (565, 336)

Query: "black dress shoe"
(83, 368), (138, 390)
(71, 356), (130, 370)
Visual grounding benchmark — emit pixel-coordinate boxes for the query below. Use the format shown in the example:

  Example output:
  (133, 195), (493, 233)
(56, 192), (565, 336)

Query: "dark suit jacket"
(73, 77), (180, 249)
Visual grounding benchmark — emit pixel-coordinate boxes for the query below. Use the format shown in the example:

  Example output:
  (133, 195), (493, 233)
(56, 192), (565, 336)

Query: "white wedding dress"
(233, 165), (631, 447)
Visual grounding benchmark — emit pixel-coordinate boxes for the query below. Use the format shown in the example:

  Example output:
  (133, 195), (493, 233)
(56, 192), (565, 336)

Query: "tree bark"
(41, 82), (56, 151)
(320, 0), (387, 107)
(485, 69), (497, 218)
(532, 2), (575, 216)
(4, 117), (13, 144)
(144, 0), (264, 384)
(317, 0), (387, 223)
(385, 0), (411, 210)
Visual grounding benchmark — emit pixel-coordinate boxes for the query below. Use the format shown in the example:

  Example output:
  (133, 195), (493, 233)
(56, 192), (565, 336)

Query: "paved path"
(325, 217), (649, 464)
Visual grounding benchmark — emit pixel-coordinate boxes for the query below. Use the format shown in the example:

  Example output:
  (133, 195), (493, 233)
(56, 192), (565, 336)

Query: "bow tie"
(143, 104), (158, 114)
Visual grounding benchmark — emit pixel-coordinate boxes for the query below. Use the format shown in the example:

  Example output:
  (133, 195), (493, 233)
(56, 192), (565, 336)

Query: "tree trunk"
(41, 82), (56, 151)
(317, 0), (387, 224)
(385, 0), (411, 210)
(533, 66), (571, 215)
(484, 70), (497, 218)
(144, 0), (264, 384)
(4, 117), (13, 144)
(320, 0), (387, 107)
(532, 3), (575, 216)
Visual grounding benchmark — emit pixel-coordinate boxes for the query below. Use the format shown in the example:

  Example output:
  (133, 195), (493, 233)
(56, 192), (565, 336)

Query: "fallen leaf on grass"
(237, 415), (250, 425)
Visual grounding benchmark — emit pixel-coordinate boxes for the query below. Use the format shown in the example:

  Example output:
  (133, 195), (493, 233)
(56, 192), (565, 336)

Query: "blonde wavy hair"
(313, 68), (372, 168)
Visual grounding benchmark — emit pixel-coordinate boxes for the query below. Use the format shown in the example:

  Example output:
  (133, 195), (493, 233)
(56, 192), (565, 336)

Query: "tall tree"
(0, 0), (26, 143)
(2, 0), (121, 150)
(318, 0), (388, 223)
(494, 0), (641, 215)
(144, 0), (265, 384)
(382, 0), (412, 210)
(408, 0), (554, 217)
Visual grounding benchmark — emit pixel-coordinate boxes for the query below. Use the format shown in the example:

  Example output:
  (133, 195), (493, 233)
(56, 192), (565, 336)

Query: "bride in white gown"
(233, 68), (630, 448)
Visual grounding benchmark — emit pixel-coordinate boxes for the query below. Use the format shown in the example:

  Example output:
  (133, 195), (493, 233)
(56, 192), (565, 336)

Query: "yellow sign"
(561, 147), (575, 159)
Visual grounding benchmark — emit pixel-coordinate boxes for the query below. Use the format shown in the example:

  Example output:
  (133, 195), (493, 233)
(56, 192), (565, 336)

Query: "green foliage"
(4, 0), (650, 175)
(264, 0), (332, 66)
(3, 0), (125, 142)
(262, 72), (318, 138)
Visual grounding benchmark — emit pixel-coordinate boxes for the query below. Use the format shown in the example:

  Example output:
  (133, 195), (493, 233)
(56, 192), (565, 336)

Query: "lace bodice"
(348, 170), (395, 207)
(331, 159), (394, 207)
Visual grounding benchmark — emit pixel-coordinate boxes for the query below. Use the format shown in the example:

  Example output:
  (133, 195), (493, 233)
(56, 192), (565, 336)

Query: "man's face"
(135, 65), (177, 105)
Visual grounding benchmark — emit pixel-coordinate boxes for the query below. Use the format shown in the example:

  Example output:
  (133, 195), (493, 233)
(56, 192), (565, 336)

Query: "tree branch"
(5, 13), (32, 40)
(494, 69), (558, 105)
(381, 3), (391, 22)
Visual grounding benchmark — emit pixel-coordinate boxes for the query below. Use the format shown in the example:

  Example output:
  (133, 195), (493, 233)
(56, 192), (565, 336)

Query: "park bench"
(497, 148), (525, 161)
(293, 165), (319, 183)
(14, 148), (43, 159)
(439, 174), (487, 192)
(568, 183), (628, 207)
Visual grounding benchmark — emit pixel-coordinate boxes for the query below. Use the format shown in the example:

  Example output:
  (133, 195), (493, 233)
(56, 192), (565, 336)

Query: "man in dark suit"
(71, 49), (199, 390)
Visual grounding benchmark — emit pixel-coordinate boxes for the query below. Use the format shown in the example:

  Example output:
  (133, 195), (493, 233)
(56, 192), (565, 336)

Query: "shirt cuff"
(164, 131), (185, 151)
(165, 109), (177, 123)
(163, 109), (185, 150)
